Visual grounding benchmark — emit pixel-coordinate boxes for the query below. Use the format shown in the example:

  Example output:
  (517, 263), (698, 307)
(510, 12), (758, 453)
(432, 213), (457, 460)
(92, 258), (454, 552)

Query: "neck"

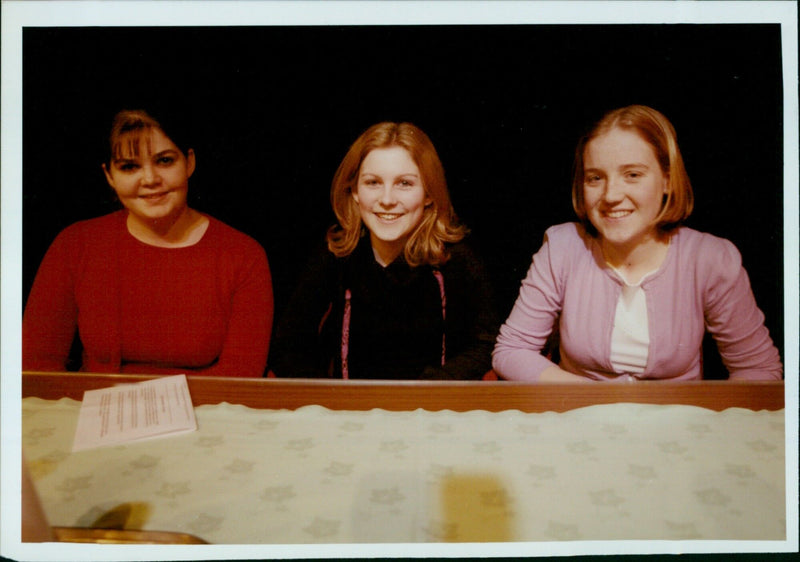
(126, 208), (208, 248)
(370, 236), (405, 267)
(601, 232), (670, 284)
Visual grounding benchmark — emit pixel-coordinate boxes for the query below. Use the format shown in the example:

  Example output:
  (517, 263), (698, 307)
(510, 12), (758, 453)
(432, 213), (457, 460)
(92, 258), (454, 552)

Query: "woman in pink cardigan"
(493, 105), (782, 382)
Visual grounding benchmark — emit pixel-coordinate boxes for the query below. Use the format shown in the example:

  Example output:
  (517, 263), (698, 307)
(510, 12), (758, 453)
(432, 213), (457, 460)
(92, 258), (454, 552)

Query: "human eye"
(584, 172), (602, 186)
(155, 152), (177, 166)
(116, 161), (139, 172)
(397, 177), (417, 189)
(360, 176), (380, 188)
(624, 169), (644, 181)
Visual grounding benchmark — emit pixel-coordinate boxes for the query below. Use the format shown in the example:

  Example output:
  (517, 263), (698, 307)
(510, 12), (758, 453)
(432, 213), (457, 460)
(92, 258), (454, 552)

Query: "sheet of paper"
(72, 374), (197, 451)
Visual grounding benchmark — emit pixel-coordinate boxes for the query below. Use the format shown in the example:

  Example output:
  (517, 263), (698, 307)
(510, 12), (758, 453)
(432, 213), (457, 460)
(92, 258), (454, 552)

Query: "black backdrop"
(22, 24), (785, 376)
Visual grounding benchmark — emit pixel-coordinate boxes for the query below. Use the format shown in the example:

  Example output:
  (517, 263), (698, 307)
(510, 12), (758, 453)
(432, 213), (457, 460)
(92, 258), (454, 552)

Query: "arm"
(492, 231), (568, 382)
(270, 245), (338, 378)
(199, 243), (273, 378)
(22, 230), (79, 372)
(425, 245), (499, 381)
(704, 239), (782, 380)
(538, 365), (592, 382)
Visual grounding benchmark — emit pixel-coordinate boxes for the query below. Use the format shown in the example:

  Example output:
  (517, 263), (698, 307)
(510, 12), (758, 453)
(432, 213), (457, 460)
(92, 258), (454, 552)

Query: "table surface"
(22, 371), (785, 412)
(20, 371), (788, 546)
(22, 396), (787, 544)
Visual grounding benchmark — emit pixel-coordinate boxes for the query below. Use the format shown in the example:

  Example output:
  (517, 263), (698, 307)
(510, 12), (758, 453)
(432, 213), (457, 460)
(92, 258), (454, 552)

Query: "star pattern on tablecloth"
(695, 488), (731, 506)
(725, 463), (756, 479)
(324, 461), (354, 477)
(129, 454), (160, 470)
(188, 512), (224, 535)
(379, 440), (409, 454)
(422, 520), (458, 541)
(589, 489), (625, 507)
(261, 485), (296, 503)
(473, 441), (501, 455)
(224, 458), (255, 474)
(303, 517), (340, 538)
(526, 464), (556, 480)
(657, 441), (688, 455)
(369, 486), (405, 505)
(285, 438), (314, 452)
(746, 439), (777, 452)
(665, 520), (702, 539)
(156, 481), (191, 498)
(55, 475), (92, 501)
(544, 520), (581, 540)
(627, 464), (657, 481)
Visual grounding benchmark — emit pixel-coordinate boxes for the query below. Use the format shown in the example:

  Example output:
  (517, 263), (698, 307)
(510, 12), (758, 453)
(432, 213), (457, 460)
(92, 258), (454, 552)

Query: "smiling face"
(582, 127), (669, 256)
(103, 127), (195, 230)
(353, 146), (430, 266)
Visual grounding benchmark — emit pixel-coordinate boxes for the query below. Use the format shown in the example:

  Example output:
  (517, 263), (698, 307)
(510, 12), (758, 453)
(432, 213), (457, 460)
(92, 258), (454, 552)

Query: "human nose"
(603, 176), (624, 203)
(378, 186), (397, 207)
(139, 164), (161, 187)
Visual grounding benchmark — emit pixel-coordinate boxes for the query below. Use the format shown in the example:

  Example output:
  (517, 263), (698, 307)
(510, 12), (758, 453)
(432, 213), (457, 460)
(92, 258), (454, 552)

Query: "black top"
(271, 235), (498, 380)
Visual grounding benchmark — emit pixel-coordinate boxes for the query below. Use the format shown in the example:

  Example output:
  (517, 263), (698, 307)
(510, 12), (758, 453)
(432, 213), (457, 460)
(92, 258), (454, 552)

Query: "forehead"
(360, 146), (418, 172)
(584, 127), (657, 164)
(112, 127), (178, 160)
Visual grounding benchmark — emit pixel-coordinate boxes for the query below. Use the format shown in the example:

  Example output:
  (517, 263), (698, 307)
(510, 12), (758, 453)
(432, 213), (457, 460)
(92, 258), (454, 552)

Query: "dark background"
(22, 24), (785, 377)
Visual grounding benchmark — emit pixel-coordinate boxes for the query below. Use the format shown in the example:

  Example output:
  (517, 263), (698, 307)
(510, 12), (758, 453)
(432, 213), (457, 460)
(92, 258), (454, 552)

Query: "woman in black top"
(271, 122), (497, 380)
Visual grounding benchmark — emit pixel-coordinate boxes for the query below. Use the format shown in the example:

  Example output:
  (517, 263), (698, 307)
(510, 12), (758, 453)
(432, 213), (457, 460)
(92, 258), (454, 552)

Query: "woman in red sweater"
(23, 109), (273, 377)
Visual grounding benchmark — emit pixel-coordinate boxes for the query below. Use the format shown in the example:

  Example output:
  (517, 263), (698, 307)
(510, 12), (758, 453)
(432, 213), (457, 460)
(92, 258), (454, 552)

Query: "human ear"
(186, 149), (196, 178)
(101, 163), (116, 189)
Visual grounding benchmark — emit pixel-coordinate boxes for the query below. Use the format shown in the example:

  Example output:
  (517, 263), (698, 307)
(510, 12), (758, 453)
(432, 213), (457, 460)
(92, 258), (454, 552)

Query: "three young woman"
(23, 106), (783, 381)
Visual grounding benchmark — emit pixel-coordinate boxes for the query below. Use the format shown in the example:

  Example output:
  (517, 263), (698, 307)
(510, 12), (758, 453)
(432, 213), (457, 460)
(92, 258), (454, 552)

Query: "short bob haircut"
(327, 122), (467, 267)
(108, 109), (192, 165)
(572, 105), (694, 235)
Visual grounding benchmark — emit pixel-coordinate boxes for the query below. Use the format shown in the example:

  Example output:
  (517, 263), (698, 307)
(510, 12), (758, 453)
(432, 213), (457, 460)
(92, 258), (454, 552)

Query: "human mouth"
(603, 210), (632, 219)
(374, 212), (404, 222)
(139, 190), (172, 202)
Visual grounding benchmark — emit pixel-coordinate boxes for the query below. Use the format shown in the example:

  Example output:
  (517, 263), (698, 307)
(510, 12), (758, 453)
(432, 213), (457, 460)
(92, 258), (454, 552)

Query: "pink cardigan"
(492, 223), (782, 381)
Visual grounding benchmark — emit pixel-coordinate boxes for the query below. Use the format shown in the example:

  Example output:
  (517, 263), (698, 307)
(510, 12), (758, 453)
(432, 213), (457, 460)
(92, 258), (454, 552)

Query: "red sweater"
(23, 211), (273, 377)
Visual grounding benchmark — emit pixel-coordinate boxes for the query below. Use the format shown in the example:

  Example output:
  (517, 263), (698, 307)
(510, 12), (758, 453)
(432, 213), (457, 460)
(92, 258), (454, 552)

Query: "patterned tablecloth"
(22, 397), (785, 544)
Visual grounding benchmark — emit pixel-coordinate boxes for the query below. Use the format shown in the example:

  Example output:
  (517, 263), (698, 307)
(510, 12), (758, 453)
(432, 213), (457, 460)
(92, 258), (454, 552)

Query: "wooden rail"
(21, 371), (784, 412)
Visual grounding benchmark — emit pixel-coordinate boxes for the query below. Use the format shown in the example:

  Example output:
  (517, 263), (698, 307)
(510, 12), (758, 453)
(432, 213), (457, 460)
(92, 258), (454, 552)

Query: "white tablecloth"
(22, 397), (785, 544)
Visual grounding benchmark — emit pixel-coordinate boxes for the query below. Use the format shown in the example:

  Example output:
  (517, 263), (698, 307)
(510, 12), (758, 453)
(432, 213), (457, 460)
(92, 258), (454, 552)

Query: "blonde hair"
(327, 122), (467, 266)
(572, 105), (694, 234)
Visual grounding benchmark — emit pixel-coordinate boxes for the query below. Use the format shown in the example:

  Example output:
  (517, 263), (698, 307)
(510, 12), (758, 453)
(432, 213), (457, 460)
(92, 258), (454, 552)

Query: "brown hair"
(572, 105), (694, 234)
(327, 122), (467, 266)
(108, 109), (191, 164)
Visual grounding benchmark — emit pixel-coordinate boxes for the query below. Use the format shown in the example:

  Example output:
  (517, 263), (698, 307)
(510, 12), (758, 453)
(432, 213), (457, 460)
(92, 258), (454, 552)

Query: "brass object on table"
(52, 526), (208, 544)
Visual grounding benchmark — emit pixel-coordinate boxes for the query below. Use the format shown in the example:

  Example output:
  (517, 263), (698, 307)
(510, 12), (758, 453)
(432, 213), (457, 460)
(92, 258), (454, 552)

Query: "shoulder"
(670, 227), (746, 295)
(673, 227), (742, 272)
(542, 222), (589, 248)
(298, 235), (345, 280)
(204, 215), (267, 258)
(444, 239), (480, 262)
(442, 239), (490, 273)
(50, 211), (126, 249)
(64, 210), (125, 234)
(537, 222), (594, 266)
